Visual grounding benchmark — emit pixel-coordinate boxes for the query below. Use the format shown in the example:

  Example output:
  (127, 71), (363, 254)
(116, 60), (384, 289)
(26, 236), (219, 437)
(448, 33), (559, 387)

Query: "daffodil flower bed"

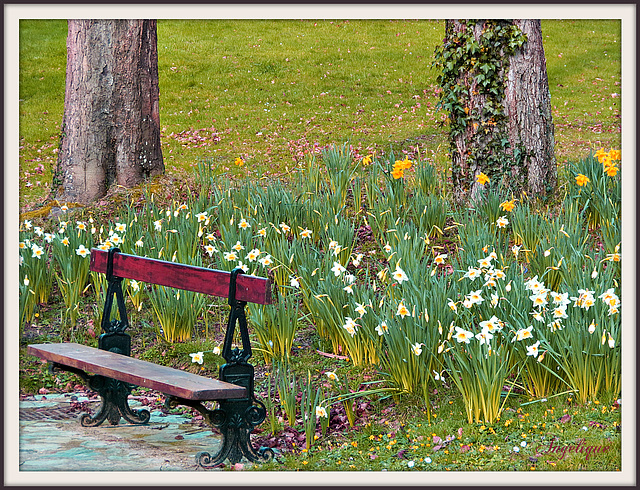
(19, 146), (622, 455)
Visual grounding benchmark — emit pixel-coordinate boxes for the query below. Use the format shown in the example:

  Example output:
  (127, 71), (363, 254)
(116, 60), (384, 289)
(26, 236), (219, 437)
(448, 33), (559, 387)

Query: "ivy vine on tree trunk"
(433, 19), (556, 205)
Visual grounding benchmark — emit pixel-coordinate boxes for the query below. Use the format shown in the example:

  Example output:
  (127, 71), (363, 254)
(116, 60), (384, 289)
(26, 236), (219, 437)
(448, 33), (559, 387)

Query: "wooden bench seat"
(27, 343), (246, 401)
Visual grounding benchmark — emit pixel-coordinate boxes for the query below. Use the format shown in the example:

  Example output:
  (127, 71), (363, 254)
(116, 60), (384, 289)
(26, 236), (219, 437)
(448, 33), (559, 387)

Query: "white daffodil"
(375, 322), (388, 336)
(515, 325), (534, 341)
(190, 352), (204, 364)
(453, 327), (474, 344)
(331, 261), (346, 277)
(396, 302), (410, 318)
(31, 244), (45, 259)
(411, 342), (423, 356)
(245, 248), (261, 262)
(526, 340), (541, 357)
(342, 317), (358, 337)
(223, 251), (238, 261)
(75, 244), (90, 258)
(315, 406), (328, 418)
(392, 266), (409, 284)
(496, 216), (509, 228)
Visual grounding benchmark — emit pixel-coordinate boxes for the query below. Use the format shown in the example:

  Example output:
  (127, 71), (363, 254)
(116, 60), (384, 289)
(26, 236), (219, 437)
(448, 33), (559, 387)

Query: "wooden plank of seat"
(90, 249), (272, 305)
(27, 343), (246, 401)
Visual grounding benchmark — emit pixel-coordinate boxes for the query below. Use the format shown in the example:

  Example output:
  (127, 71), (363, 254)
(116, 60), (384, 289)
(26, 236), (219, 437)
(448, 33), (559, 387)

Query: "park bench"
(27, 247), (275, 469)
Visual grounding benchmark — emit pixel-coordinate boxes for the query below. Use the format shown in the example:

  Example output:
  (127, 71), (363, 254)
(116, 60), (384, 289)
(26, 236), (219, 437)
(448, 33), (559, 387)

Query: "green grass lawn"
(18, 19), (621, 210)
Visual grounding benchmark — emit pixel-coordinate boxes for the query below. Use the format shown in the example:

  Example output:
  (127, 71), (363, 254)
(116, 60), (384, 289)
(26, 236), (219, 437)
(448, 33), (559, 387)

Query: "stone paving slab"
(18, 393), (223, 471)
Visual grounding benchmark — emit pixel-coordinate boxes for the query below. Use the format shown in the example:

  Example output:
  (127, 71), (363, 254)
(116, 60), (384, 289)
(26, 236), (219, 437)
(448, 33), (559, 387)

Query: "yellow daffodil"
(575, 174), (590, 186)
(499, 199), (515, 212)
(476, 172), (490, 185)
(392, 166), (405, 179)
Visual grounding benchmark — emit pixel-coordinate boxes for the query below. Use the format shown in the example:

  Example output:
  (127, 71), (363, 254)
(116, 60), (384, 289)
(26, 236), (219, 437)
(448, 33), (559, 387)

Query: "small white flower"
(513, 446), (520, 453)
(290, 276), (300, 288)
(407, 460), (415, 468)
(212, 346), (221, 355)
(521, 441), (527, 447)
(424, 457), (432, 464)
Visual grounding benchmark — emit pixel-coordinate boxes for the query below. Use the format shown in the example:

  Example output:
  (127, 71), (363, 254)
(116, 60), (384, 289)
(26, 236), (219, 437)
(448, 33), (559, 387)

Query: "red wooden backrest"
(90, 249), (272, 305)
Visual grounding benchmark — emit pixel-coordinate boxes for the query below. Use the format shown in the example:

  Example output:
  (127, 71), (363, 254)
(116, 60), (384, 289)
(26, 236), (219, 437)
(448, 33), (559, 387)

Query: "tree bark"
(504, 19), (556, 196)
(53, 20), (164, 204)
(438, 19), (556, 205)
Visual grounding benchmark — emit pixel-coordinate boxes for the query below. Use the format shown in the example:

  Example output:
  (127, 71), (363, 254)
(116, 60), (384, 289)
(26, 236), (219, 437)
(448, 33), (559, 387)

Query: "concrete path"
(19, 393), (222, 471)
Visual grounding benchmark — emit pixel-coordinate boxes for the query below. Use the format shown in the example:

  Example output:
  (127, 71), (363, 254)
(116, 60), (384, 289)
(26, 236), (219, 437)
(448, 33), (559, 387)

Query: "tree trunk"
(435, 20), (556, 205)
(52, 19), (164, 204)
(504, 20), (556, 196)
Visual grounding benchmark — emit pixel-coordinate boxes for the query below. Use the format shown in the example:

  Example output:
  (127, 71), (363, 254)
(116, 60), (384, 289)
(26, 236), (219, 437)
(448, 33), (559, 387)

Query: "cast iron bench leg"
(165, 395), (274, 468)
(51, 363), (150, 426)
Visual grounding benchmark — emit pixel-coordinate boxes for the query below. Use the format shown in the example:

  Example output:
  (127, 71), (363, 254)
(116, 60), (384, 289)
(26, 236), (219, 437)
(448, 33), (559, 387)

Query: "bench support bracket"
(169, 268), (274, 468)
(50, 363), (150, 426)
